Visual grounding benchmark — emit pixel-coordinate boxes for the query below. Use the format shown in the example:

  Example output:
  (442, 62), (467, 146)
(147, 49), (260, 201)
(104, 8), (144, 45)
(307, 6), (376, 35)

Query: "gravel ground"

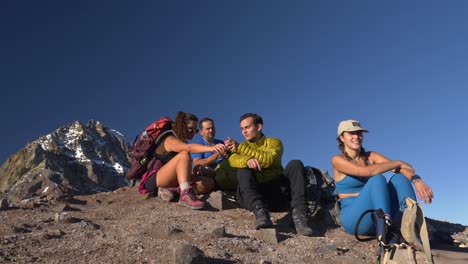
(0, 186), (466, 263)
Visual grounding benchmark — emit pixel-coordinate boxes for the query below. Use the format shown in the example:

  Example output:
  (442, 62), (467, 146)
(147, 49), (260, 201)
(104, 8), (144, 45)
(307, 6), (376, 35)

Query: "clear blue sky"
(1, 1), (467, 225)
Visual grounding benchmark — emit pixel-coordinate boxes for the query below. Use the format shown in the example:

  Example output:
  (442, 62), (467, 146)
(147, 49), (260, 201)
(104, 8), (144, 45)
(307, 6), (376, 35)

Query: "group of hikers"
(137, 111), (434, 238)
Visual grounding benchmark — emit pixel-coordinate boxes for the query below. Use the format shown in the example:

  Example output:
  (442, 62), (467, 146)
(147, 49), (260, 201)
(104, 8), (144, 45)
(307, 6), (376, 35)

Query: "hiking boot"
(158, 187), (179, 202)
(292, 207), (313, 236)
(253, 206), (273, 230)
(178, 186), (204, 210)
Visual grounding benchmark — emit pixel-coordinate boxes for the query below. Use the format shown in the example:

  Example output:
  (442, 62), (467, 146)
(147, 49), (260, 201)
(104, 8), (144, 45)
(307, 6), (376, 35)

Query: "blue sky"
(1, 1), (467, 225)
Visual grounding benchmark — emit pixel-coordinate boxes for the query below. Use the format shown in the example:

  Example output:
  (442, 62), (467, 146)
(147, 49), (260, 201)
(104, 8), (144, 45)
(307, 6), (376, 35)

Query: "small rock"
(210, 226), (226, 238)
(12, 225), (32, 234)
(318, 243), (338, 254)
(203, 226), (226, 239)
(161, 225), (183, 236)
(54, 204), (72, 212)
(45, 229), (64, 239)
(173, 244), (204, 264)
(54, 212), (80, 223)
(79, 220), (100, 229)
(0, 198), (8, 210)
(258, 228), (278, 244)
(206, 191), (238, 210)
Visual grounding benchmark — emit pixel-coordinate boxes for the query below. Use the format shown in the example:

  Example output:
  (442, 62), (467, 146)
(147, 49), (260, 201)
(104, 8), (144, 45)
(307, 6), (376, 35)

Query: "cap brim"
(340, 128), (368, 135)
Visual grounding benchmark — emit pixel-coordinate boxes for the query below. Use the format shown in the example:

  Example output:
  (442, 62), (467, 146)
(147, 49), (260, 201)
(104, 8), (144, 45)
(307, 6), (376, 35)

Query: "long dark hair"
(173, 111), (198, 142)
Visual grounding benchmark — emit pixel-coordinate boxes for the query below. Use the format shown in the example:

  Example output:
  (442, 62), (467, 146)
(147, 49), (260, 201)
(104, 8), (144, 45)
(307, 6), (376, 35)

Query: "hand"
(224, 137), (238, 153)
(213, 143), (227, 157)
(247, 158), (262, 171)
(399, 160), (415, 174)
(413, 180), (434, 204)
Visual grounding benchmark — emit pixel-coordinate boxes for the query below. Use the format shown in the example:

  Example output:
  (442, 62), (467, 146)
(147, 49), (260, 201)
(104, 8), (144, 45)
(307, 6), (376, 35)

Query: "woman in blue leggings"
(331, 120), (434, 235)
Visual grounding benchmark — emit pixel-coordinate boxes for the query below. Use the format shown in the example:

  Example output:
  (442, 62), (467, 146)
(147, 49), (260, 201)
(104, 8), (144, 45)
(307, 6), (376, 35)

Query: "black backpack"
(304, 166), (341, 227)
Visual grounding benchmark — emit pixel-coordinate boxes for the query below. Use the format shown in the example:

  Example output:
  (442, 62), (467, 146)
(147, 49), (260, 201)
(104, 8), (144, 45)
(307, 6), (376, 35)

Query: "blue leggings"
(339, 173), (416, 235)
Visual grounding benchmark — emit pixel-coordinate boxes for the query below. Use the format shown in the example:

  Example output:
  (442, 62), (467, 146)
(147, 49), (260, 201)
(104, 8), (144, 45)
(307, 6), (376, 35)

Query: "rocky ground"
(1, 186), (467, 264)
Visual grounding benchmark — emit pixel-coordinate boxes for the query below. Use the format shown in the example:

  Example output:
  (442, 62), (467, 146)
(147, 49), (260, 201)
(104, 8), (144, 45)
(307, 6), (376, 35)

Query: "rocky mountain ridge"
(0, 120), (131, 203)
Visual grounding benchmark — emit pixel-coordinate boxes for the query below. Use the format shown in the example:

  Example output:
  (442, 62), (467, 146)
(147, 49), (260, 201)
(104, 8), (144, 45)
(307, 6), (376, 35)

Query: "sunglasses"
(187, 127), (199, 133)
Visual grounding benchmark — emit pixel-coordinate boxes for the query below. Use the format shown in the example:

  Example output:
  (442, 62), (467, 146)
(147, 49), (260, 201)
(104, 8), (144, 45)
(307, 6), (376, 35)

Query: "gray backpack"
(304, 166), (341, 227)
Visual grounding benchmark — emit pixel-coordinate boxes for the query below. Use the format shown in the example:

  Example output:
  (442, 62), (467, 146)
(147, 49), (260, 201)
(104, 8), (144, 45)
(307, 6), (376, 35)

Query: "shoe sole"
(255, 222), (274, 230)
(296, 229), (313, 236)
(159, 196), (176, 202)
(178, 201), (204, 210)
(158, 190), (177, 202)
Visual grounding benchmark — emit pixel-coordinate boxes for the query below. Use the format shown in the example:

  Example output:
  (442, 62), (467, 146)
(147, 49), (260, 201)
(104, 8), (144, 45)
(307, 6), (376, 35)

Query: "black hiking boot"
(292, 207), (313, 236)
(253, 206), (273, 230)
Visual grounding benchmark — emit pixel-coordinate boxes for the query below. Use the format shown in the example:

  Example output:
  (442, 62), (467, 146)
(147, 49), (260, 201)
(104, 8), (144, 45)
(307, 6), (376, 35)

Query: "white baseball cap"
(337, 120), (369, 136)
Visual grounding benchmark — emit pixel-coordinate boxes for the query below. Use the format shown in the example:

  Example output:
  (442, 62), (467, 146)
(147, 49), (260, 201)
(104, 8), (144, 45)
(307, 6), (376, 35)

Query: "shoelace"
(256, 208), (268, 217)
(186, 188), (198, 200)
(294, 213), (307, 221)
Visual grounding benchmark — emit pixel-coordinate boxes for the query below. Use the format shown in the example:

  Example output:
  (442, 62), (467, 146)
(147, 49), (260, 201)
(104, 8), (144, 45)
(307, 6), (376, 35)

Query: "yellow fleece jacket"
(215, 136), (284, 191)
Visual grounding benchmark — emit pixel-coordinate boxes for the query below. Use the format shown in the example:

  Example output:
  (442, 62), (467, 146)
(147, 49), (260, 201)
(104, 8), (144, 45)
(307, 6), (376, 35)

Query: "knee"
(237, 168), (253, 178)
(389, 173), (413, 191)
(176, 151), (191, 161)
(368, 174), (387, 187)
(390, 173), (408, 183)
(236, 168), (256, 185)
(285, 159), (304, 170)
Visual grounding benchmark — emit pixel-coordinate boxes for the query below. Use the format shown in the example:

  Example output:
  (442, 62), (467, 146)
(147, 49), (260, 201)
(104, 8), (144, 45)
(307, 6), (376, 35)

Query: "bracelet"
(410, 174), (422, 183)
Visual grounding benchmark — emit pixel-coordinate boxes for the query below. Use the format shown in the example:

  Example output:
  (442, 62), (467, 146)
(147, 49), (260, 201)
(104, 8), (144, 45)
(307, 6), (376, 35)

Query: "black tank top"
(153, 133), (178, 164)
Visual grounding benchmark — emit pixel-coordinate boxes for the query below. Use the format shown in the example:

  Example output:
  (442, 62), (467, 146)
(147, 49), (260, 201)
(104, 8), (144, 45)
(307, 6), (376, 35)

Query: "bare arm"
(369, 152), (433, 204)
(369, 151), (415, 177)
(164, 136), (226, 154)
(331, 153), (413, 178)
(193, 152), (222, 167)
(333, 151), (433, 204)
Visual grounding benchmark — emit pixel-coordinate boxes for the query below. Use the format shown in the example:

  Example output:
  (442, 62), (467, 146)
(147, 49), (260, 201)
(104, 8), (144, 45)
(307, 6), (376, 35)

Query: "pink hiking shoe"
(178, 186), (204, 210)
(157, 187), (179, 202)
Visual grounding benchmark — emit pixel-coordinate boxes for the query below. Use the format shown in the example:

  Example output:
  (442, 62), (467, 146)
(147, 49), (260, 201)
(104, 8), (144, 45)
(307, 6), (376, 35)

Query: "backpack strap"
(419, 216), (433, 264)
(154, 130), (176, 147)
(354, 209), (376, 242)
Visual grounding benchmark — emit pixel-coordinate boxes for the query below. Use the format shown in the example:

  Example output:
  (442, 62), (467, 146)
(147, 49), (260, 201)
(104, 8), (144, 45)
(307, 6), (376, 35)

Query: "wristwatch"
(410, 174), (422, 183)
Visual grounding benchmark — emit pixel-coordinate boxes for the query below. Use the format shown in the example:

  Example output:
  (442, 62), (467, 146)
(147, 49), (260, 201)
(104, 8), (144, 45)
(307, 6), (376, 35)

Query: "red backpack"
(127, 117), (174, 186)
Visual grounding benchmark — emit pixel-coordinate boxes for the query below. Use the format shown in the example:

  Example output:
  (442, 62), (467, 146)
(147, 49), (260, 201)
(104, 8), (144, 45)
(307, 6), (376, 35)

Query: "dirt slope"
(0, 187), (466, 263)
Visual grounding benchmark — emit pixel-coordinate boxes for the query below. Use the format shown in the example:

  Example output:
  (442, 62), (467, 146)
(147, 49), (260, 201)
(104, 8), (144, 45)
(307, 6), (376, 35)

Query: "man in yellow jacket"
(223, 113), (313, 236)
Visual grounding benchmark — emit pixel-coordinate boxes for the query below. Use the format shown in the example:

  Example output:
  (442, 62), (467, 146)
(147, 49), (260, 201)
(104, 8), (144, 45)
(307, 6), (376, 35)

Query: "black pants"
(236, 160), (307, 212)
